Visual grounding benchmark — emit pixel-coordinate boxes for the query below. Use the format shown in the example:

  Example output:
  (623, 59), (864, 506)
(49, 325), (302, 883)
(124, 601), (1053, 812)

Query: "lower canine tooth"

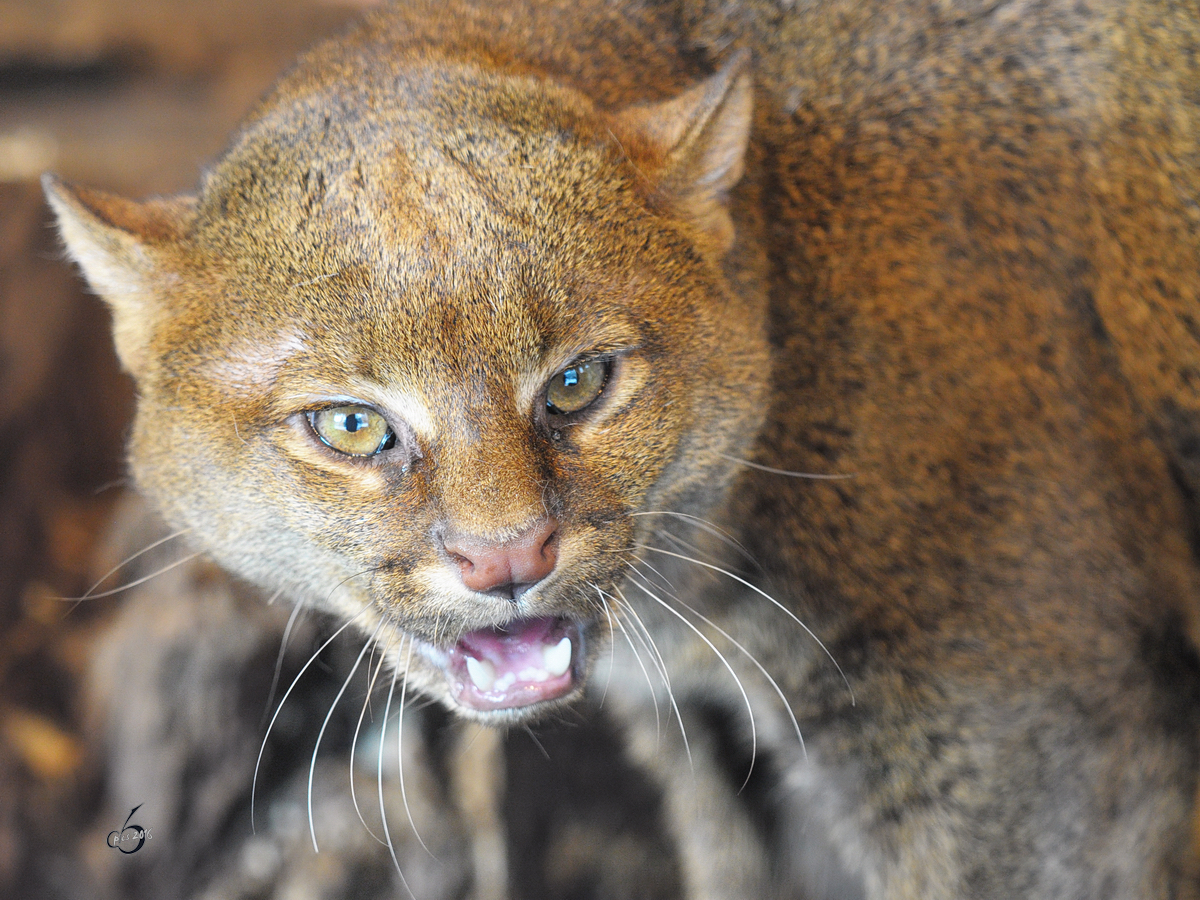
(466, 656), (496, 692)
(543, 636), (572, 678)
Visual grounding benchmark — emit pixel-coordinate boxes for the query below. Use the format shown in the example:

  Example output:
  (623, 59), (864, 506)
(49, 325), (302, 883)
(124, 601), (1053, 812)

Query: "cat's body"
(47, 0), (1200, 897)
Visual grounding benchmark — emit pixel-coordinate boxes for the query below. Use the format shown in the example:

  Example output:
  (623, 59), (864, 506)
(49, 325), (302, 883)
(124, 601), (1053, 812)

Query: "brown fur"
(46, 0), (1200, 896)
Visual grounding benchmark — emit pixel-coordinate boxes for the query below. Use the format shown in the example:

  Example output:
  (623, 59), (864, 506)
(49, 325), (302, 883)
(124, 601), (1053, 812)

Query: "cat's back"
(252, 0), (1200, 703)
(653, 4), (1200, 894)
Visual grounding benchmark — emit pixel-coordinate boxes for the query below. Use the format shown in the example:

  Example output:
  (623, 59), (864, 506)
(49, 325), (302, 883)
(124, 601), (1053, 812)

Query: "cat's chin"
(416, 615), (586, 718)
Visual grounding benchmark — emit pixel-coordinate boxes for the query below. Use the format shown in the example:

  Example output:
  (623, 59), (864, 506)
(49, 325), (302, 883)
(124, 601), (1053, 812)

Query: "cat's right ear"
(42, 174), (195, 378)
(609, 50), (753, 254)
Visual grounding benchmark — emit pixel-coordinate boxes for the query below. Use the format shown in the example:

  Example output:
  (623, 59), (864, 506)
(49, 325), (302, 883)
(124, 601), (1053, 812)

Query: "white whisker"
(631, 510), (759, 568)
(652, 528), (747, 578)
(615, 587), (675, 699)
(378, 641), (418, 900)
(523, 724), (550, 760)
(77, 527), (193, 600)
(595, 586), (618, 709)
(616, 586), (693, 771)
(636, 544), (855, 706)
(630, 553), (675, 591)
(62, 551), (203, 603)
(252, 606), (370, 834)
(719, 453), (856, 480)
(263, 596), (306, 726)
(398, 638), (436, 858)
(350, 641), (391, 846)
(323, 566), (387, 606)
(664, 587), (807, 761)
(626, 566), (758, 790)
(409, 695), (442, 713)
(600, 585), (662, 740)
(309, 622), (383, 852)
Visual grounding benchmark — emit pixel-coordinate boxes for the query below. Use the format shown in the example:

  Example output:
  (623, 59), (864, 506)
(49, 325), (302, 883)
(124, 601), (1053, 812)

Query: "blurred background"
(0, 3), (683, 898)
(0, 1), (390, 894)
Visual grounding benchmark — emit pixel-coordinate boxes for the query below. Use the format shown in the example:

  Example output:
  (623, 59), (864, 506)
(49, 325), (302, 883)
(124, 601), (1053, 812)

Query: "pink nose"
(443, 518), (560, 599)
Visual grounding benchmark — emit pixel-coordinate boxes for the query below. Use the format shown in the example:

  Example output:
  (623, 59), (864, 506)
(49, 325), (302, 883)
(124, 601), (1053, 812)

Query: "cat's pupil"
(339, 411), (365, 433)
(307, 406), (394, 457)
(545, 357), (609, 417)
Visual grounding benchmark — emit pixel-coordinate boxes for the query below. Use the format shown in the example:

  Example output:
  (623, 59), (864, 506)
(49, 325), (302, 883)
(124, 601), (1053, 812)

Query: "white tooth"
(466, 656), (496, 692)
(494, 672), (516, 692)
(543, 636), (572, 678)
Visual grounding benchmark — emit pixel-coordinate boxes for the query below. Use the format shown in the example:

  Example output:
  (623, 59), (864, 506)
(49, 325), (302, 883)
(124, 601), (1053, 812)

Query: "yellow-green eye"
(545, 358), (610, 417)
(307, 406), (395, 457)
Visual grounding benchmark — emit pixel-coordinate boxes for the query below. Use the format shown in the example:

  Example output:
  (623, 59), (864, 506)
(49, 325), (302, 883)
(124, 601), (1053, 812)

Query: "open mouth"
(442, 616), (581, 712)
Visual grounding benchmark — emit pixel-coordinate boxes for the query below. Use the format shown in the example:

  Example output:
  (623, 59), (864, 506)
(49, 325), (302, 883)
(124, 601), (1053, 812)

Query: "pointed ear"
(42, 173), (195, 377)
(610, 50), (753, 253)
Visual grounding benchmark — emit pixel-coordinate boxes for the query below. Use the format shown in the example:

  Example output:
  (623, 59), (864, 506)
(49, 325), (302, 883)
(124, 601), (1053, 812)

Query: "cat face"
(47, 50), (767, 723)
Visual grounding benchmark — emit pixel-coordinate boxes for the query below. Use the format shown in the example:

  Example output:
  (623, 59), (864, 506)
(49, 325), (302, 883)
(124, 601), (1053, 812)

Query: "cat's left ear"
(43, 174), (196, 378)
(610, 50), (753, 254)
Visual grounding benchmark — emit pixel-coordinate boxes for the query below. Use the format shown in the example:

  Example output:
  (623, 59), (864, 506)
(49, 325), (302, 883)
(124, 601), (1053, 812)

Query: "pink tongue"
(449, 616), (575, 712)
(458, 616), (558, 670)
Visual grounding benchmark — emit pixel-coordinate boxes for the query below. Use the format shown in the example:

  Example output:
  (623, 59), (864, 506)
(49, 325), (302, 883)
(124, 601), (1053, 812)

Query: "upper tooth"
(466, 656), (496, 692)
(543, 636), (572, 678)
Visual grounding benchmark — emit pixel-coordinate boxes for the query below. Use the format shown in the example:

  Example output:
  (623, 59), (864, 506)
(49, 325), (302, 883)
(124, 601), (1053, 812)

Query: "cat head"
(45, 41), (767, 723)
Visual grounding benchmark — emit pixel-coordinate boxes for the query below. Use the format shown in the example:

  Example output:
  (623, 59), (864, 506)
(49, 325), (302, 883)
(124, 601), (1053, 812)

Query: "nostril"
(538, 528), (560, 569)
(446, 550), (474, 577)
(510, 521), (557, 586)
